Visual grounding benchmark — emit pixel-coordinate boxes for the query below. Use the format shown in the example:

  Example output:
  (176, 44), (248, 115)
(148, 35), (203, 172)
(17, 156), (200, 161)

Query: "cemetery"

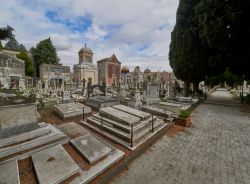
(0, 33), (249, 184)
(0, 45), (214, 183)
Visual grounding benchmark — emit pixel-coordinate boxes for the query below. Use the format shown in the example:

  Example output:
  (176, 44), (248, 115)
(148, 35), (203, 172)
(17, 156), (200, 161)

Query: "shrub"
(179, 109), (191, 118)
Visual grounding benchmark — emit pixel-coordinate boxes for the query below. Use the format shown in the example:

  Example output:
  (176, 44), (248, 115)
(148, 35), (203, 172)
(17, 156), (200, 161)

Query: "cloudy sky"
(0, 0), (178, 72)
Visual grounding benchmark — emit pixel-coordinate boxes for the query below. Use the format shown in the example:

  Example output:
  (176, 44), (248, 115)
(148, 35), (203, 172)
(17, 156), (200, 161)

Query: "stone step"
(87, 116), (161, 143)
(0, 126), (51, 148)
(92, 114), (154, 134)
(0, 126), (68, 159)
(112, 105), (151, 120)
(87, 117), (131, 142)
(99, 107), (141, 126)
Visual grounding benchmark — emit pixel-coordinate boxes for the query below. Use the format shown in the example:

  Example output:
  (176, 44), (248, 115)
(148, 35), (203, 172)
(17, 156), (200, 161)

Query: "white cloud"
(84, 24), (107, 41)
(0, 0), (179, 72)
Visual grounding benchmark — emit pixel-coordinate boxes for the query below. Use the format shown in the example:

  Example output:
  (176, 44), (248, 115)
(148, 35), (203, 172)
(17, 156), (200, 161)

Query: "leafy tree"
(19, 44), (27, 52)
(0, 41), (3, 50)
(31, 38), (60, 77)
(0, 25), (14, 40)
(17, 52), (34, 77)
(169, 0), (207, 96)
(4, 38), (27, 51)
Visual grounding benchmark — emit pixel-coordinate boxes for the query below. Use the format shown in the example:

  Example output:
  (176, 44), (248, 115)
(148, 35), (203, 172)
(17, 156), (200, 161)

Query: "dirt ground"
(18, 157), (38, 184)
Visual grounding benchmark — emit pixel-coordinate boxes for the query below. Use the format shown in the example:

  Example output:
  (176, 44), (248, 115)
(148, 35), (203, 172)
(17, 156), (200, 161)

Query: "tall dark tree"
(0, 41), (3, 50)
(0, 25), (14, 40)
(16, 52), (34, 77)
(169, 0), (207, 96)
(31, 38), (60, 77)
(196, 0), (250, 79)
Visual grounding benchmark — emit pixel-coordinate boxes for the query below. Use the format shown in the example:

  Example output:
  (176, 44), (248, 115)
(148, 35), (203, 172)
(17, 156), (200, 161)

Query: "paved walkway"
(111, 89), (250, 184)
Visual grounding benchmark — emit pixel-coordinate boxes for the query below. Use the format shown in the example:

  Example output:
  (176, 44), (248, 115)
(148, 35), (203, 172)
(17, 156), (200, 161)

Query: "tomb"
(127, 89), (143, 109)
(0, 123), (69, 162)
(85, 96), (120, 110)
(159, 102), (191, 114)
(83, 105), (167, 150)
(32, 145), (80, 184)
(57, 122), (124, 184)
(0, 103), (41, 129)
(141, 105), (173, 118)
(143, 84), (160, 105)
(71, 134), (111, 164)
(54, 102), (91, 119)
(167, 96), (199, 105)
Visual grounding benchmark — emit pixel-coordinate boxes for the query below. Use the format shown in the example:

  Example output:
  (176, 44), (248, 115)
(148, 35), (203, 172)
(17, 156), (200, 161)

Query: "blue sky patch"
(46, 11), (92, 32)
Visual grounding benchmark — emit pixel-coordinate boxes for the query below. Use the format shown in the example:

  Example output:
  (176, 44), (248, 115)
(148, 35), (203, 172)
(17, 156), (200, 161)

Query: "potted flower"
(176, 109), (192, 127)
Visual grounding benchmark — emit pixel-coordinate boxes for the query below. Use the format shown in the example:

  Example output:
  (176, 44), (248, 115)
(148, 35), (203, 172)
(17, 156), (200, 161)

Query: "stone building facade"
(39, 63), (70, 89)
(0, 51), (25, 89)
(73, 44), (98, 87)
(97, 54), (121, 87)
(132, 66), (144, 87)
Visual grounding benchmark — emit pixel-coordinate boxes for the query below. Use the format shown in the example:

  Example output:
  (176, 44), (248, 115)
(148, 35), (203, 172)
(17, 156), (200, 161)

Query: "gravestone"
(54, 102), (91, 119)
(128, 89), (142, 109)
(144, 84), (160, 105)
(19, 79), (25, 90)
(32, 145), (79, 184)
(71, 134), (111, 164)
(62, 91), (70, 102)
(120, 85), (126, 98)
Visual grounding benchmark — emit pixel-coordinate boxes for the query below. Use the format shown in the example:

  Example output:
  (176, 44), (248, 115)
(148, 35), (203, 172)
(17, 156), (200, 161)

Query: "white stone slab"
(71, 134), (111, 164)
(100, 107), (140, 125)
(113, 105), (150, 120)
(32, 145), (80, 184)
(54, 102), (91, 119)
(0, 160), (20, 184)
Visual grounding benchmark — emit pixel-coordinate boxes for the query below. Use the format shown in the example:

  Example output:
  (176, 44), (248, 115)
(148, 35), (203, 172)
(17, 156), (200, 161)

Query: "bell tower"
(78, 43), (93, 64)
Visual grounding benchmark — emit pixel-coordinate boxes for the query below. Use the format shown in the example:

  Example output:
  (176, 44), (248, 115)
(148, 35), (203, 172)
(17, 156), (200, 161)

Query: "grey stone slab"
(54, 102), (91, 119)
(32, 145), (79, 184)
(100, 107), (141, 125)
(0, 124), (68, 159)
(0, 125), (51, 147)
(141, 105), (173, 117)
(71, 134), (111, 164)
(57, 122), (88, 137)
(0, 103), (41, 129)
(85, 96), (120, 110)
(113, 105), (150, 120)
(0, 123), (40, 139)
(0, 160), (20, 184)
